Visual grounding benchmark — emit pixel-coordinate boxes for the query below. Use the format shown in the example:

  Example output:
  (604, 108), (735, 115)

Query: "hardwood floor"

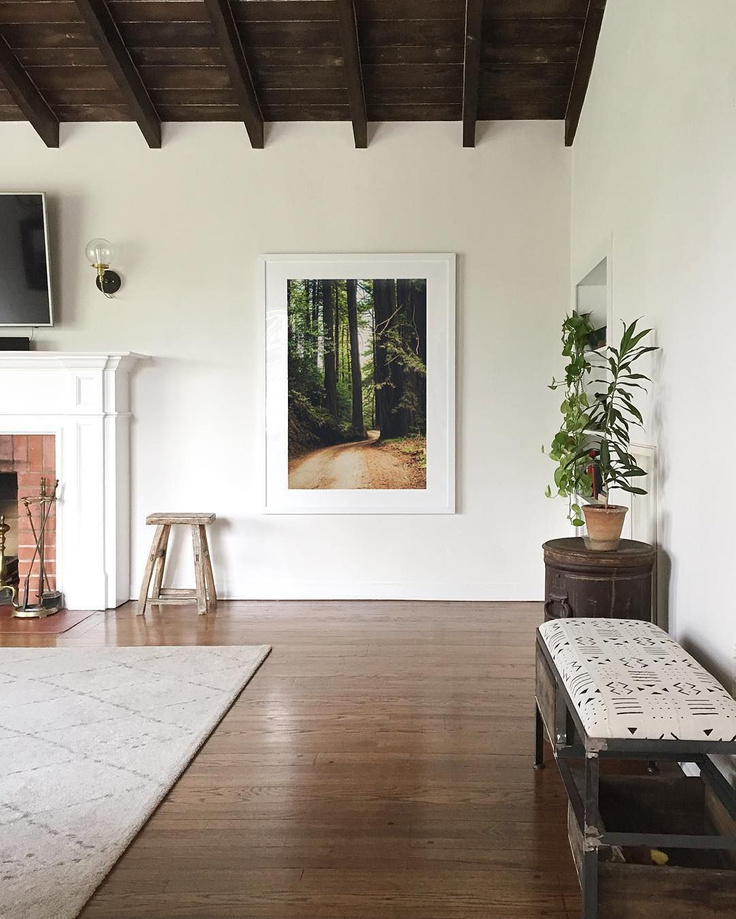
(1, 600), (581, 918)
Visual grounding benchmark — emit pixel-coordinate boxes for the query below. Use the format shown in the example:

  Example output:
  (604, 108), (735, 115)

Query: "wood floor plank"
(0, 599), (578, 918)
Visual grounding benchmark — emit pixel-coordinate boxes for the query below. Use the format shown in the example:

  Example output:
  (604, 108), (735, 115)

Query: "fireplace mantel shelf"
(0, 351), (146, 371)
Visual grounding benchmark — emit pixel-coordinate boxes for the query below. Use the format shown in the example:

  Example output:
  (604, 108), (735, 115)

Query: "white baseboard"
(129, 582), (543, 603)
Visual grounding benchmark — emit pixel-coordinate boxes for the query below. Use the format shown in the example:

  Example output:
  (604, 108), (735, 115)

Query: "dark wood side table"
(543, 537), (655, 623)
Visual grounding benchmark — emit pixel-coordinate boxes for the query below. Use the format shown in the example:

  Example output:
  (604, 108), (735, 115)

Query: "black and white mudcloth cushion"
(539, 618), (736, 742)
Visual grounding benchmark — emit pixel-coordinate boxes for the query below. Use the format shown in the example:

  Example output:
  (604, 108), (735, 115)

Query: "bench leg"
(555, 688), (569, 749)
(582, 752), (600, 919)
(534, 702), (545, 769)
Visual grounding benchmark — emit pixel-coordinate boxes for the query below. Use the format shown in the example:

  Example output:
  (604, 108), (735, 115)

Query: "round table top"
(543, 537), (656, 563)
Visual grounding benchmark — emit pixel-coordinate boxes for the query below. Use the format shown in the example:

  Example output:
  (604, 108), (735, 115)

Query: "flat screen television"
(0, 192), (53, 326)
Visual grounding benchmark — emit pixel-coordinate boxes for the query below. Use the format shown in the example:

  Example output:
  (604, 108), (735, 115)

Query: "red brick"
(17, 574), (56, 591)
(17, 472), (44, 492)
(0, 437), (12, 462)
(42, 435), (56, 471)
(28, 436), (43, 472)
(19, 566), (55, 580)
(12, 436), (28, 467)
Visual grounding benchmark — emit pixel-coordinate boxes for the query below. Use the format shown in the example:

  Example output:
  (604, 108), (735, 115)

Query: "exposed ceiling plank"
(0, 36), (59, 146)
(335, 0), (368, 148)
(564, 0), (606, 146)
(73, 0), (160, 146)
(462, 0), (483, 147)
(0, 36), (59, 147)
(202, 0), (264, 148)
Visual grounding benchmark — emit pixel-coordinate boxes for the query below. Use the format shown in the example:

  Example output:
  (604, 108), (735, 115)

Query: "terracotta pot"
(582, 504), (628, 551)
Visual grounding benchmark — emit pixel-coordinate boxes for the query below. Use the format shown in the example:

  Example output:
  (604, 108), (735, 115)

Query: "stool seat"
(137, 513), (217, 617)
(146, 512), (215, 525)
(539, 617), (736, 742)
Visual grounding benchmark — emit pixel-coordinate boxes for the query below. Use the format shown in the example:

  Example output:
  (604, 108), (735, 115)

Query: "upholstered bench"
(535, 618), (736, 919)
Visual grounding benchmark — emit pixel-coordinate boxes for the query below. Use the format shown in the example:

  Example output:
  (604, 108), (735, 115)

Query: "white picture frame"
(263, 253), (456, 514)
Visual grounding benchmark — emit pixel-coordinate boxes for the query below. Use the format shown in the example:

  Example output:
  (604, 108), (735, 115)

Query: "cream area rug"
(0, 645), (270, 919)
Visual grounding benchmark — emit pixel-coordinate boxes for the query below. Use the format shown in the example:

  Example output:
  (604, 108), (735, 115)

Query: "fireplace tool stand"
(12, 478), (62, 619)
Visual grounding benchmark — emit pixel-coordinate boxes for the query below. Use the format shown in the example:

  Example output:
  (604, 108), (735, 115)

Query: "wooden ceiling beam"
(335, 0), (368, 149)
(564, 0), (606, 146)
(461, 0), (484, 147)
(0, 36), (59, 147)
(202, 0), (264, 148)
(73, 0), (161, 148)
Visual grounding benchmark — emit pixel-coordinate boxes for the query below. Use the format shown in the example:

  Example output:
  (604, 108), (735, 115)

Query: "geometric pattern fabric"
(0, 645), (270, 919)
(539, 618), (736, 742)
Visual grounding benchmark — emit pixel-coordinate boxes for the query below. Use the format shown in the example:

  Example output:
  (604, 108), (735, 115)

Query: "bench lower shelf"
(565, 771), (736, 919)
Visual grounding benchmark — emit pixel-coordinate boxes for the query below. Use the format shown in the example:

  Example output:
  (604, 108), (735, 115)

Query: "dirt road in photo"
(288, 431), (425, 490)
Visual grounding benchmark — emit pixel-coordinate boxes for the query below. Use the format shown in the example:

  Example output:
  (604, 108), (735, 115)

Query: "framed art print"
(264, 253), (455, 513)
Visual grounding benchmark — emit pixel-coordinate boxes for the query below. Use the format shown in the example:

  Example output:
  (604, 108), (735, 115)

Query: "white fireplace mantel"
(2, 351), (146, 610)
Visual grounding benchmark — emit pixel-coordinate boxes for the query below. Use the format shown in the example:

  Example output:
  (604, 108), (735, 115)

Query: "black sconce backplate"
(96, 270), (122, 295)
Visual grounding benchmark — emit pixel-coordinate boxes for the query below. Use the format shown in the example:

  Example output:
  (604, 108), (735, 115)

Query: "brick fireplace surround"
(0, 434), (57, 591)
(0, 352), (143, 610)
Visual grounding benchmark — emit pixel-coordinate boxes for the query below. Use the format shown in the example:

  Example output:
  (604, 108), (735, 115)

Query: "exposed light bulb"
(85, 238), (114, 268)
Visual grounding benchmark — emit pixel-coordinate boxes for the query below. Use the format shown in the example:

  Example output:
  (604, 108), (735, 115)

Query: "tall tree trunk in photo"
(287, 280), (294, 350)
(310, 280), (320, 375)
(347, 279), (365, 436)
(395, 279), (415, 434)
(374, 279), (406, 439)
(413, 280), (427, 434)
(369, 299), (376, 429)
(373, 279), (389, 435)
(322, 280), (338, 420)
(334, 281), (340, 380)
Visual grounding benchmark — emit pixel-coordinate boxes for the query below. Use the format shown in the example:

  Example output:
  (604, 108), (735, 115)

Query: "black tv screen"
(0, 193), (53, 326)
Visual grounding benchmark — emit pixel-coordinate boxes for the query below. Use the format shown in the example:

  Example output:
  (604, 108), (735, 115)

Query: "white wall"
(2, 120), (570, 601)
(571, 0), (736, 687)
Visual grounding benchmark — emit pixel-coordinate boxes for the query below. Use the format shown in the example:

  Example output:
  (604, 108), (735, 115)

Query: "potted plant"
(546, 316), (658, 551)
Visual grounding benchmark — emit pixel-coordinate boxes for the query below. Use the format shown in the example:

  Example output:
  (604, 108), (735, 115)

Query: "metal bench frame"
(534, 631), (736, 919)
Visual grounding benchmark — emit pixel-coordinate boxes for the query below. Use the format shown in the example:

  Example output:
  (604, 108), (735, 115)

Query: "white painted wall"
(571, 0), (736, 688)
(2, 120), (570, 601)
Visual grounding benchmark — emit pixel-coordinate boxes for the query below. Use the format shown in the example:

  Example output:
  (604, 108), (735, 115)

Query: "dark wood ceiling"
(0, 0), (606, 149)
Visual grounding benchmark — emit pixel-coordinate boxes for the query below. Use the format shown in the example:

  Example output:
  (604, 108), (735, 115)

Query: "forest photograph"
(287, 277), (427, 490)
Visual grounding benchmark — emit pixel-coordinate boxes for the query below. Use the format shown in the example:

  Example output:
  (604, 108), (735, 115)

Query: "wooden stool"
(137, 513), (217, 617)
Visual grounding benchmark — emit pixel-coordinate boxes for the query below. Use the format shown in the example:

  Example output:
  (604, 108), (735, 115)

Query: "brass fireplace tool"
(12, 477), (62, 619)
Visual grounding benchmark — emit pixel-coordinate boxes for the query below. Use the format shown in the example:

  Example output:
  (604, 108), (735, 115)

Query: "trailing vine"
(544, 312), (595, 527)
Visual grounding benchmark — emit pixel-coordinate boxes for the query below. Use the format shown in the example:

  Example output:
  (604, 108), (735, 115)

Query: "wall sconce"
(85, 238), (122, 298)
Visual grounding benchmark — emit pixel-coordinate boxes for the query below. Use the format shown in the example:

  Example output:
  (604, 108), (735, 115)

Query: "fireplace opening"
(0, 471), (19, 589)
(0, 472), (19, 555)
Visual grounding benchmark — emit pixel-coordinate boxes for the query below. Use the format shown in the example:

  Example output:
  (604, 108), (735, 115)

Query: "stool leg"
(191, 525), (208, 616)
(136, 525), (166, 617)
(199, 525), (217, 612)
(150, 525), (171, 600)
